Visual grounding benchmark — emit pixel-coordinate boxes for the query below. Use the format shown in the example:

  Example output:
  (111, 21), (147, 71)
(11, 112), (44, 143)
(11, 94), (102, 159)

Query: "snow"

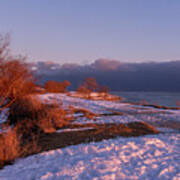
(39, 93), (180, 128)
(0, 93), (180, 179)
(0, 134), (179, 180)
(67, 91), (121, 101)
(0, 108), (9, 133)
(56, 127), (95, 133)
(0, 108), (8, 124)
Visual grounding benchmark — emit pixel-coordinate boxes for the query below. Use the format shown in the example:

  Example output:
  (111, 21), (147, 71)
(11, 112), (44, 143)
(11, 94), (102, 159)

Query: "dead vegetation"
(0, 120), (158, 166)
(0, 128), (20, 168)
(0, 34), (36, 110)
(0, 34), (73, 169)
(0, 95), (73, 169)
(44, 80), (71, 93)
(7, 96), (72, 131)
(79, 77), (109, 94)
(73, 107), (124, 120)
(38, 121), (159, 152)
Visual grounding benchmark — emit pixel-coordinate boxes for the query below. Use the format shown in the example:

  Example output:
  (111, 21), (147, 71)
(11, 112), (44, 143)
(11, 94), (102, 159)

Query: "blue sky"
(0, 0), (180, 63)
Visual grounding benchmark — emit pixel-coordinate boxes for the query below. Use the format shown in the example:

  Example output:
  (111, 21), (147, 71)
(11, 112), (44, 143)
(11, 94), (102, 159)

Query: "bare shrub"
(44, 80), (71, 93)
(0, 34), (10, 61)
(0, 60), (36, 108)
(76, 77), (111, 100)
(83, 77), (98, 92)
(0, 124), (41, 168)
(15, 120), (41, 156)
(8, 96), (44, 125)
(37, 100), (73, 133)
(76, 77), (99, 97)
(0, 34), (36, 110)
(8, 96), (72, 133)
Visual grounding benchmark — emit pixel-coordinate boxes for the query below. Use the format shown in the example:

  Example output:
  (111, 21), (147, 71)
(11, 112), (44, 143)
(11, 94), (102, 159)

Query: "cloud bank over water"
(31, 59), (180, 92)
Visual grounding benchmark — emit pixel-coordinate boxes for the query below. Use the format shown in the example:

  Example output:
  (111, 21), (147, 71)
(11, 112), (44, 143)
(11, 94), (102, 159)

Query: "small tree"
(77, 77), (99, 93)
(84, 77), (98, 92)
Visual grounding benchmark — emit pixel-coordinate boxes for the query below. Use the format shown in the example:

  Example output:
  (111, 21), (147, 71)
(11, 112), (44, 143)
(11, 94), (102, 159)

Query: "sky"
(0, 0), (180, 64)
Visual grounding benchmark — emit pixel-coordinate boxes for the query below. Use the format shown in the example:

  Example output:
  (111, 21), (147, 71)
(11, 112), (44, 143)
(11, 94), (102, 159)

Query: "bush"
(0, 123), (41, 168)
(77, 77), (110, 95)
(0, 34), (36, 110)
(44, 80), (71, 93)
(8, 96), (72, 133)
(77, 77), (98, 93)
(8, 96), (43, 125)
(0, 128), (20, 168)
(83, 77), (98, 92)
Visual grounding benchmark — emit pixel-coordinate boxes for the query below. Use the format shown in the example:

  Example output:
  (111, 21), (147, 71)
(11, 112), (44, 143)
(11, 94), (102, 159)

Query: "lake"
(112, 91), (180, 107)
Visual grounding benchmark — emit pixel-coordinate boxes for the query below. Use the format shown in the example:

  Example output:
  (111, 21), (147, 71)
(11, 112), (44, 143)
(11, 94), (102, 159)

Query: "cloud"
(32, 59), (180, 92)
(91, 59), (121, 71)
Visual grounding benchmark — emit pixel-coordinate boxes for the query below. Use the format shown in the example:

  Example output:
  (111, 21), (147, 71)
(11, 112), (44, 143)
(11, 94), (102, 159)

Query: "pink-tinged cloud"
(92, 59), (121, 71)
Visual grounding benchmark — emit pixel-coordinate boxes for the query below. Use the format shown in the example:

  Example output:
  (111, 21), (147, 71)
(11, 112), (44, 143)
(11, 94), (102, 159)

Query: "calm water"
(112, 91), (180, 107)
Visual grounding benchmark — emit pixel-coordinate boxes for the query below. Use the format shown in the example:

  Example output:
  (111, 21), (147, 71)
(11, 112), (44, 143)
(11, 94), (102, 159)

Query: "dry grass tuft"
(0, 125), (41, 169)
(7, 95), (72, 133)
(0, 128), (20, 168)
(8, 96), (44, 125)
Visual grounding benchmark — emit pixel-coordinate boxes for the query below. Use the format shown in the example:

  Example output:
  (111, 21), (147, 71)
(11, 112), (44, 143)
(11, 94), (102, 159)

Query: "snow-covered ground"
(0, 93), (180, 179)
(39, 93), (180, 129)
(0, 133), (179, 180)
